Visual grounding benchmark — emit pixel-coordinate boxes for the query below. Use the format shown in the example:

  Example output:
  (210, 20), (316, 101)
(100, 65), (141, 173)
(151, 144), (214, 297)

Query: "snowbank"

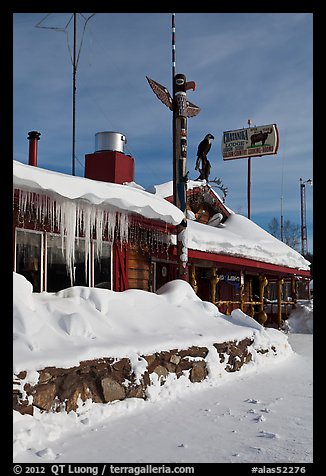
(286, 300), (313, 334)
(13, 272), (291, 374)
(13, 272), (299, 460)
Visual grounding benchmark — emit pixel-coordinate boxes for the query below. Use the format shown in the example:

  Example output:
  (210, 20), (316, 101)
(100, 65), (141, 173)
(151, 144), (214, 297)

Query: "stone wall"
(14, 337), (275, 416)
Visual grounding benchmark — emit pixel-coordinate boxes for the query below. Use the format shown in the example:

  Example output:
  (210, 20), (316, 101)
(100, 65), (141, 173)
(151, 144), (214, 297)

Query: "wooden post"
(210, 267), (219, 304)
(248, 278), (254, 317)
(240, 270), (245, 311)
(259, 274), (268, 311)
(277, 278), (284, 328)
(256, 274), (268, 325)
(291, 277), (297, 304)
(189, 264), (198, 294)
(307, 278), (311, 300)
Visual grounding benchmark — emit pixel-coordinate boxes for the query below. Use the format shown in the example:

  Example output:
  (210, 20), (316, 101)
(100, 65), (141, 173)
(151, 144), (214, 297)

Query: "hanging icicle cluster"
(15, 189), (173, 284)
(128, 217), (171, 256)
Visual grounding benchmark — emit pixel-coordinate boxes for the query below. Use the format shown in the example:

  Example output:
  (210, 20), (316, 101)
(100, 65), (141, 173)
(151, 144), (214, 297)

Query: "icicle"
(16, 186), (174, 288)
(119, 212), (129, 245)
(60, 200), (77, 285)
(95, 208), (104, 259)
(106, 210), (116, 244)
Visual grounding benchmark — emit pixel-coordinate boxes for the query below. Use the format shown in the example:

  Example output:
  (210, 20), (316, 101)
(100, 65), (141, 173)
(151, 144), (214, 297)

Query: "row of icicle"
(15, 189), (171, 285)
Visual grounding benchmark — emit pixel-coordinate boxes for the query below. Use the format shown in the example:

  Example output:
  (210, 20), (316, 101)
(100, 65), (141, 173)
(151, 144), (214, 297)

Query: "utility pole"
(280, 154), (285, 242)
(280, 194), (284, 242)
(247, 118), (252, 219)
(300, 177), (312, 256)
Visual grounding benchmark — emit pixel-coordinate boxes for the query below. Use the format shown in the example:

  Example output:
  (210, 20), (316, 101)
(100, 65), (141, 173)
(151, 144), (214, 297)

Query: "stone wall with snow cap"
(13, 274), (293, 415)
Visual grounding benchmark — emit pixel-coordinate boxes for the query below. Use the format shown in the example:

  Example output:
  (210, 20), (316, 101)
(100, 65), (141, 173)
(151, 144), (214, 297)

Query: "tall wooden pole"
(173, 73), (189, 281)
(172, 15), (189, 281)
(147, 14), (200, 282)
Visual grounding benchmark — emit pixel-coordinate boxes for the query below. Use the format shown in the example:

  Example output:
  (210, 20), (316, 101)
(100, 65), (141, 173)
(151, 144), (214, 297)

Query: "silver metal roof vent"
(95, 131), (127, 153)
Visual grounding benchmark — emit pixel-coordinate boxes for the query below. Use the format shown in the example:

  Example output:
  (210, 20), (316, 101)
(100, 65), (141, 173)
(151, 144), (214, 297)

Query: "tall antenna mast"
(172, 13), (176, 92)
(72, 13), (77, 176)
(35, 13), (96, 176)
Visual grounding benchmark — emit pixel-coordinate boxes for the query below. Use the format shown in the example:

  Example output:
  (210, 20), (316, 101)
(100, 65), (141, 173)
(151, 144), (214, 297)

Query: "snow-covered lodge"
(13, 131), (310, 327)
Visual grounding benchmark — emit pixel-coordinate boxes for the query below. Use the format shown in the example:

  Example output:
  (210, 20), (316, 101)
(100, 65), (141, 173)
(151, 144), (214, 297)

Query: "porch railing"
(215, 299), (297, 327)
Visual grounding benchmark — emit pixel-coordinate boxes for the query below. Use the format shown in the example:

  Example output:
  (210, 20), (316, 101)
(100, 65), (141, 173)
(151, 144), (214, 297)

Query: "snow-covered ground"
(13, 333), (313, 464)
(13, 273), (313, 464)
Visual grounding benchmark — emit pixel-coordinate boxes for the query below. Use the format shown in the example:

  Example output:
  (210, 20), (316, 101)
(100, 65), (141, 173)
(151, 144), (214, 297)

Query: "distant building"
(13, 131), (310, 327)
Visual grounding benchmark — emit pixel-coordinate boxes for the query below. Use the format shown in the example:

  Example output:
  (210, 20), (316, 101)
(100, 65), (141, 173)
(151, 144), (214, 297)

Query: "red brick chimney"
(85, 132), (135, 184)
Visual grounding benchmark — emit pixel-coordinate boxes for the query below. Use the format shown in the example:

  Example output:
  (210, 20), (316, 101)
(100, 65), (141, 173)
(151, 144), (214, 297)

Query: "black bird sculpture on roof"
(195, 133), (214, 181)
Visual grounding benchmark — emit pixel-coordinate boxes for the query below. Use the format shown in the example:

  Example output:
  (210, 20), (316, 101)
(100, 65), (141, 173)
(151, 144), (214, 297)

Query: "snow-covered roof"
(148, 179), (310, 272)
(13, 161), (184, 226)
(146, 179), (232, 214)
(13, 161), (310, 272)
(186, 215), (310, 271)
(147, 178), (223, 201)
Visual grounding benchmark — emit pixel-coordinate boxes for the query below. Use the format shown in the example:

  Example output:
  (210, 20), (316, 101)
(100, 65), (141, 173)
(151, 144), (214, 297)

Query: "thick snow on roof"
(147, 179), (216, 199)
(13, 162), (310, 272)
(186, 215), (310, 271)
(146, 179), (233, 215)
(13, 161), (184, 226)
(148, 180), (310, 271)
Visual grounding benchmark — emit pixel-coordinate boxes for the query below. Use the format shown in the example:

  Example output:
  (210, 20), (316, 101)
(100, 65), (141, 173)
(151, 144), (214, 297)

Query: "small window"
(46, 234), (90, 292)
(94, 241), (112, 289)
(15, 228), (43, 292)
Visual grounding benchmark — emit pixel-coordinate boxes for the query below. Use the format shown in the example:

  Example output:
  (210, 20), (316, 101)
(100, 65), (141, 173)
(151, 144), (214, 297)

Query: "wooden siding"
(128, 247), (151, 291)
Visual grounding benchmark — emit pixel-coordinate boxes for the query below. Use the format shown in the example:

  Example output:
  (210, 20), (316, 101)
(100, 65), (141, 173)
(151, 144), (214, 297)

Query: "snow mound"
(286, 300), (313, 334)
(13, 272), (293, 374)
(229, 308), (264, 331)
(156, 279), (202, 305)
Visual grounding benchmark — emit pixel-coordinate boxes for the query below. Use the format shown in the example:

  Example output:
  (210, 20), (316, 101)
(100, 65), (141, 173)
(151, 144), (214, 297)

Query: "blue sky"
(13, 12), (313, 252)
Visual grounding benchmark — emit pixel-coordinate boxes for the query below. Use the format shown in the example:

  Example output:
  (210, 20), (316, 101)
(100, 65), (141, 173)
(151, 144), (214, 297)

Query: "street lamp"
(300, 178), (312, 256)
